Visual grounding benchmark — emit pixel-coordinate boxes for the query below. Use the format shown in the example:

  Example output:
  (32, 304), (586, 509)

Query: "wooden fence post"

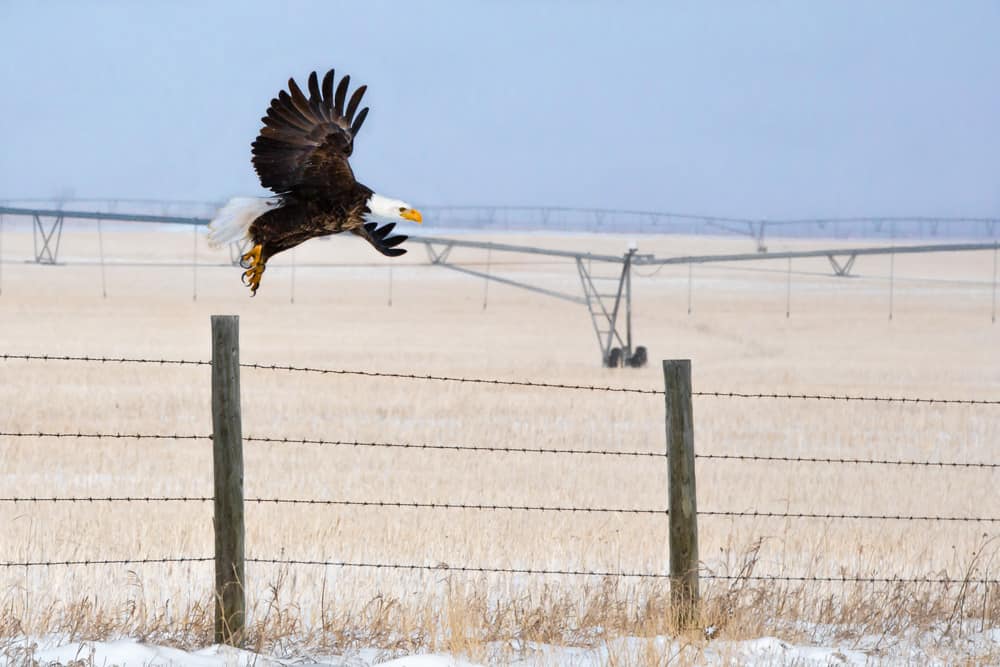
(663, 359), (699, 626)
(211, 315), (246, 646)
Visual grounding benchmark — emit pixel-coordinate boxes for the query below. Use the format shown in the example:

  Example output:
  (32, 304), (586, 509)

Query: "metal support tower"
(420, 235), (646, 367)
(32, 213), (65, 264)
(577, 250), (644, 367)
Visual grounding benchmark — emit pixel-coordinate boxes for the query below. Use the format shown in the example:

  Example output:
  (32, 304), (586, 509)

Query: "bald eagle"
(207, 69), (422, 295)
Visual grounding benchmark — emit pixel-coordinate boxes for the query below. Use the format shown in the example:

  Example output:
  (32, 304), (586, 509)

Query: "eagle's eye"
(398, 207), (406, 213)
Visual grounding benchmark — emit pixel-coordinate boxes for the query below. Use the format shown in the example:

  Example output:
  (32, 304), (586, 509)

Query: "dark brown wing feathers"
(334, 75), (350, 115)
(352, 222), (408, 257)
(345, 85), (366, 122)
(321, 70), (335, 110)
(251, 69), (370, 195)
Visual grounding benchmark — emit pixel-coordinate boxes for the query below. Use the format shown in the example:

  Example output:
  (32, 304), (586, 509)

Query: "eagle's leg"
(240, 243), (266, 295)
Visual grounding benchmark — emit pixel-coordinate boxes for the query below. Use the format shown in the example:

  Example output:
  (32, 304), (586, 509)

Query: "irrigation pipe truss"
(2, 354), (998, 405)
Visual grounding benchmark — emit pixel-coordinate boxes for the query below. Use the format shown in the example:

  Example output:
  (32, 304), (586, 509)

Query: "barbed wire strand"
(0, 496), (210, 503)
(0, 496), (664, 515)
(2, 556), (997, 584)
(244, 558), (654, 578)
(701, 573), (1000, 585)
(5, 430), (1000, 472)
(0, 557), (211, 568)
(3, 354), (997, 404)
(692, 390), (998, 405)
(695, 452), (1000, 469)
(0, 431), (666, 459)
(4, 432), (999, 469)
(0, 354), (208, 367)
(9, 430), (1000, 471)
(245, 558), (1000, 585)
(0, 431), (207, 441)
(243, 435), (665, 458)
(0, 354), (658, 395)
(237, 361), (663, 395)
(3, 495), (995, 523)
(701, 510), (1000, 522)
(246, 500), (997, 522)
(242, 498), (664, 514)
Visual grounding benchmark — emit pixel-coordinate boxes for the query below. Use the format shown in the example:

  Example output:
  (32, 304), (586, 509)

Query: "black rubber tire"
(629, 346), (648, 368)
(606, 347), (622, 368)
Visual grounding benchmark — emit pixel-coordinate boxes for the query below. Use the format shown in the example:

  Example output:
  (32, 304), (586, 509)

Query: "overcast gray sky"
(1, 1), (998, 219)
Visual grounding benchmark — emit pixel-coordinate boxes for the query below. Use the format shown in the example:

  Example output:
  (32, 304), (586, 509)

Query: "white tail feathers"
(206, 197), (279, 248)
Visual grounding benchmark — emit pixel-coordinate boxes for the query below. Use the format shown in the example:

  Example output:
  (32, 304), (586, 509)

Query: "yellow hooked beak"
(400, 208), (423, 224)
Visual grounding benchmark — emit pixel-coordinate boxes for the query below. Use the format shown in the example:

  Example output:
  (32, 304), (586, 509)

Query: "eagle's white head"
(365, 193), (423, 225)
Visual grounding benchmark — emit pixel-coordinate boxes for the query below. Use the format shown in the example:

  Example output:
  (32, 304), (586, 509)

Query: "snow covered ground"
(6, 630), (1000, 667)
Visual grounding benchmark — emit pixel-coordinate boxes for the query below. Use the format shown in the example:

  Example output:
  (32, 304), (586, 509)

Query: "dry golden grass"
(1, 220), (998, 662)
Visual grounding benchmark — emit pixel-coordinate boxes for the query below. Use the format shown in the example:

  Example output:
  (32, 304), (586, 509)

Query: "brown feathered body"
(248, 193), (372, 264)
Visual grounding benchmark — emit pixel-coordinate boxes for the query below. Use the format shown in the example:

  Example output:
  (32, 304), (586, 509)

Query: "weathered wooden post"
(664, 359), (699, 626)
(211, 315), (246, 645)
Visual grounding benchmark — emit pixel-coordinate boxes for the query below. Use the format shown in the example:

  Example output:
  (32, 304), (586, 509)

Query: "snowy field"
(1, 222), (998, 665)
(8, 628), (1000, 665)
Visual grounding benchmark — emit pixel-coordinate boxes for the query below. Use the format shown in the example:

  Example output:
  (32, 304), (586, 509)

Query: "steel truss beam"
(425, 241), (583, 304)
(827, 253), (858, 277)
(32, 214), (64, 264)
(425, 242), (454, 265)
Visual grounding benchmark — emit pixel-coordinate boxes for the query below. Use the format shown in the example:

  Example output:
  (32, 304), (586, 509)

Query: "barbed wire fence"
(2, 318), (999, 642)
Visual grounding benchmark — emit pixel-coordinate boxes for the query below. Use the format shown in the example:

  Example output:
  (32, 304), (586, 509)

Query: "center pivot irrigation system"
(1, 205), (997, 367)
(410, 235), (997, 368)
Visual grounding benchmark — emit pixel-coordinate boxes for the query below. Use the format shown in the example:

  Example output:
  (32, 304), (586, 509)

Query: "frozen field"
(1, 222), (998, 664)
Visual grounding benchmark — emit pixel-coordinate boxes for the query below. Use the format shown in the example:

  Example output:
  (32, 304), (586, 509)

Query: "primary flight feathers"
(252, 70), (368, 194)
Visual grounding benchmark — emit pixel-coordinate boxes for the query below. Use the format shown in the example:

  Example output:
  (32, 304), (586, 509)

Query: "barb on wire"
(0, 431), (208, 441)
(697, 452), (1000, 469)
(244, 497), (666, 515)
(244, 435), (665, 458)
(702, 509), (1000, 522)
(0, 557), (212, 568)
(693, 390), (999, 406)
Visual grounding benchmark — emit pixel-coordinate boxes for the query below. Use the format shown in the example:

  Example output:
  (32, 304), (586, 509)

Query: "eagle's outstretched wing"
(352, 222), (408, 257)
(251, 70), (370, 198)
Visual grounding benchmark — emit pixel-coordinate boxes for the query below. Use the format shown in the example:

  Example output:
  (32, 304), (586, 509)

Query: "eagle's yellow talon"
(242, 264), (265, 295)
(238, 244), (265, 294)
(240, 244), (263, 270)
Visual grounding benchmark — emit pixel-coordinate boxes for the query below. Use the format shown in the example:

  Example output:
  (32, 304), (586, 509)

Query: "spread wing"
(352, 222), (408, 257)
(251, 69), (370, 198)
